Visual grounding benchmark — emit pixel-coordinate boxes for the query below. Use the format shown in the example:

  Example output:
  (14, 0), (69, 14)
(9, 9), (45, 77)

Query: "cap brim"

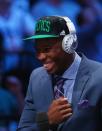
(24, 35), (59, 40)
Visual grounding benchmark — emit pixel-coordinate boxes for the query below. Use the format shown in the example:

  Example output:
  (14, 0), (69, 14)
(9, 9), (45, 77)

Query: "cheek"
(50, 52), (65, 66)
(48, 47), (64, 57)
(47, 52), (61, 62)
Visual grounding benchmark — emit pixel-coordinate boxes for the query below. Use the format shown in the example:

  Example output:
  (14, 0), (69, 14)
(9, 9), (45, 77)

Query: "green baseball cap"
(24, 16), (76, 40)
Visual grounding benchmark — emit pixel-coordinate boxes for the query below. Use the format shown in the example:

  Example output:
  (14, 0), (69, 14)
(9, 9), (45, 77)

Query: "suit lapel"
(72, 55), (91, 108)
(58, 55), (92, 131)
(37, 72), (54, 111)
(43, 74), (54, 103)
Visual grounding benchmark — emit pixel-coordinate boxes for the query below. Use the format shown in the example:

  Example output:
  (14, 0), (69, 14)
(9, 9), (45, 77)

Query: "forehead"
(35, 38), (61, 47)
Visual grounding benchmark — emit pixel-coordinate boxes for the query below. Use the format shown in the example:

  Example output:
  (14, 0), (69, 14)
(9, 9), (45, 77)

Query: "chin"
(47, 70), (55, 75)
(46, 66), (60, 75)
(54, 69), (64, 75)
(46, 69), (57, 75)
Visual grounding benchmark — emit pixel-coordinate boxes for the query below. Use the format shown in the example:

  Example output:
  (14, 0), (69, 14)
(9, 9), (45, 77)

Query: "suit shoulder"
(87, 57), (102, 66)
(30, 67), (48, 79)
(32, 66), (45, 73)
(85, 56), (102, 72)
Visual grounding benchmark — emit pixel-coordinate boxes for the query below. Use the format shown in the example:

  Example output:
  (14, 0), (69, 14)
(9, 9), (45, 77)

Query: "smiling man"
(35, 38), (74, 75)
(17, 16), (102, 131)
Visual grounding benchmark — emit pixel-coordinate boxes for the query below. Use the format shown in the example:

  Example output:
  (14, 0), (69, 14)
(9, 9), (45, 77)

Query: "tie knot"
(53, 75), (67, 86)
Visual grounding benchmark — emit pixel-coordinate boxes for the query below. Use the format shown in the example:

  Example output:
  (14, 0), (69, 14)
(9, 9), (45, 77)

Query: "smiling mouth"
(43, 61), (54, 67)
(43, 61), (55, 72)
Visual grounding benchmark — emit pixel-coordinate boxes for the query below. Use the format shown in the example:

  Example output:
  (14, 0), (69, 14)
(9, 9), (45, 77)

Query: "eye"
(34, 46), (52, 53)
(43, 47), (51, 52)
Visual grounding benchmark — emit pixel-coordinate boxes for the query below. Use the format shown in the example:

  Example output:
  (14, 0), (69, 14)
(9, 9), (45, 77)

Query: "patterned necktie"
(53, 75), (67, 99)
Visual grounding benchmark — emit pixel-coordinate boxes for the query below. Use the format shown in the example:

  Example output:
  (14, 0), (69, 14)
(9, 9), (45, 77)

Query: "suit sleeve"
(17, 72), (40, 131)
(17, 71), (52, 131)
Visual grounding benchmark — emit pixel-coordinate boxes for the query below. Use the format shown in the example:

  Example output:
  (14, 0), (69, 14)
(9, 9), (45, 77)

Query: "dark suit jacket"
(17, 55), (102, 131)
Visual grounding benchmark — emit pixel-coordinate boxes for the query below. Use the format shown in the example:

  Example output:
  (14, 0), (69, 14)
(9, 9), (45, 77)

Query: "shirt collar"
(62, 52), (81, 80)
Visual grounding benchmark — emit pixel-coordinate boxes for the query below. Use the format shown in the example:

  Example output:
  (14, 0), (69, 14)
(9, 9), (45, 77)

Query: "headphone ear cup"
(62, 34), (74, 53)
(62, 34), (78, 54)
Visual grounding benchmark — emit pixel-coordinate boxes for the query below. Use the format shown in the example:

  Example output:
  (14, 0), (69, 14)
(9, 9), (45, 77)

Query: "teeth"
(44, 64), (47, 68)
(43, 62), (51, 68)
(44, 64), (46, 67)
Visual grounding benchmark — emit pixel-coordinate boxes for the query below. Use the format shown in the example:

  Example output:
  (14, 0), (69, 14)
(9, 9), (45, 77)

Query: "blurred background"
(0, 0), (102, 130)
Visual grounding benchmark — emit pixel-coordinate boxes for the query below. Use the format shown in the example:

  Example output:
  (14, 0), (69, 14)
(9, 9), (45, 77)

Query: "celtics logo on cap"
(36, 20), (51, 32)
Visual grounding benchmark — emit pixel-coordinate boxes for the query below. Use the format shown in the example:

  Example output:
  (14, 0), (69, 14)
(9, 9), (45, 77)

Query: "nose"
(36, 52), (47, 61)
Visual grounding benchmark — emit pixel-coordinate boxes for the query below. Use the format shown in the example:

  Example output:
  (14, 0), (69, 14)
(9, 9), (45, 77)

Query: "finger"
(60, 108), (72, 115)
(56, 98), (69, 105)
(62, 113), (72, 119)
(58, 103), (72, 111)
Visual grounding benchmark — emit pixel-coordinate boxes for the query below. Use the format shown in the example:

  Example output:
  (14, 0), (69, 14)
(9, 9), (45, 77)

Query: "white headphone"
(61, 17), (78, 54)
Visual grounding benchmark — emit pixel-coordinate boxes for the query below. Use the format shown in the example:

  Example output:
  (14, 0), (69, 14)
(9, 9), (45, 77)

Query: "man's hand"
(47, 97), (72, 125)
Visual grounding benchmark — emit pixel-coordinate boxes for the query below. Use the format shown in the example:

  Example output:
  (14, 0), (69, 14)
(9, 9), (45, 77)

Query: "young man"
(17, 16), (102, 131)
